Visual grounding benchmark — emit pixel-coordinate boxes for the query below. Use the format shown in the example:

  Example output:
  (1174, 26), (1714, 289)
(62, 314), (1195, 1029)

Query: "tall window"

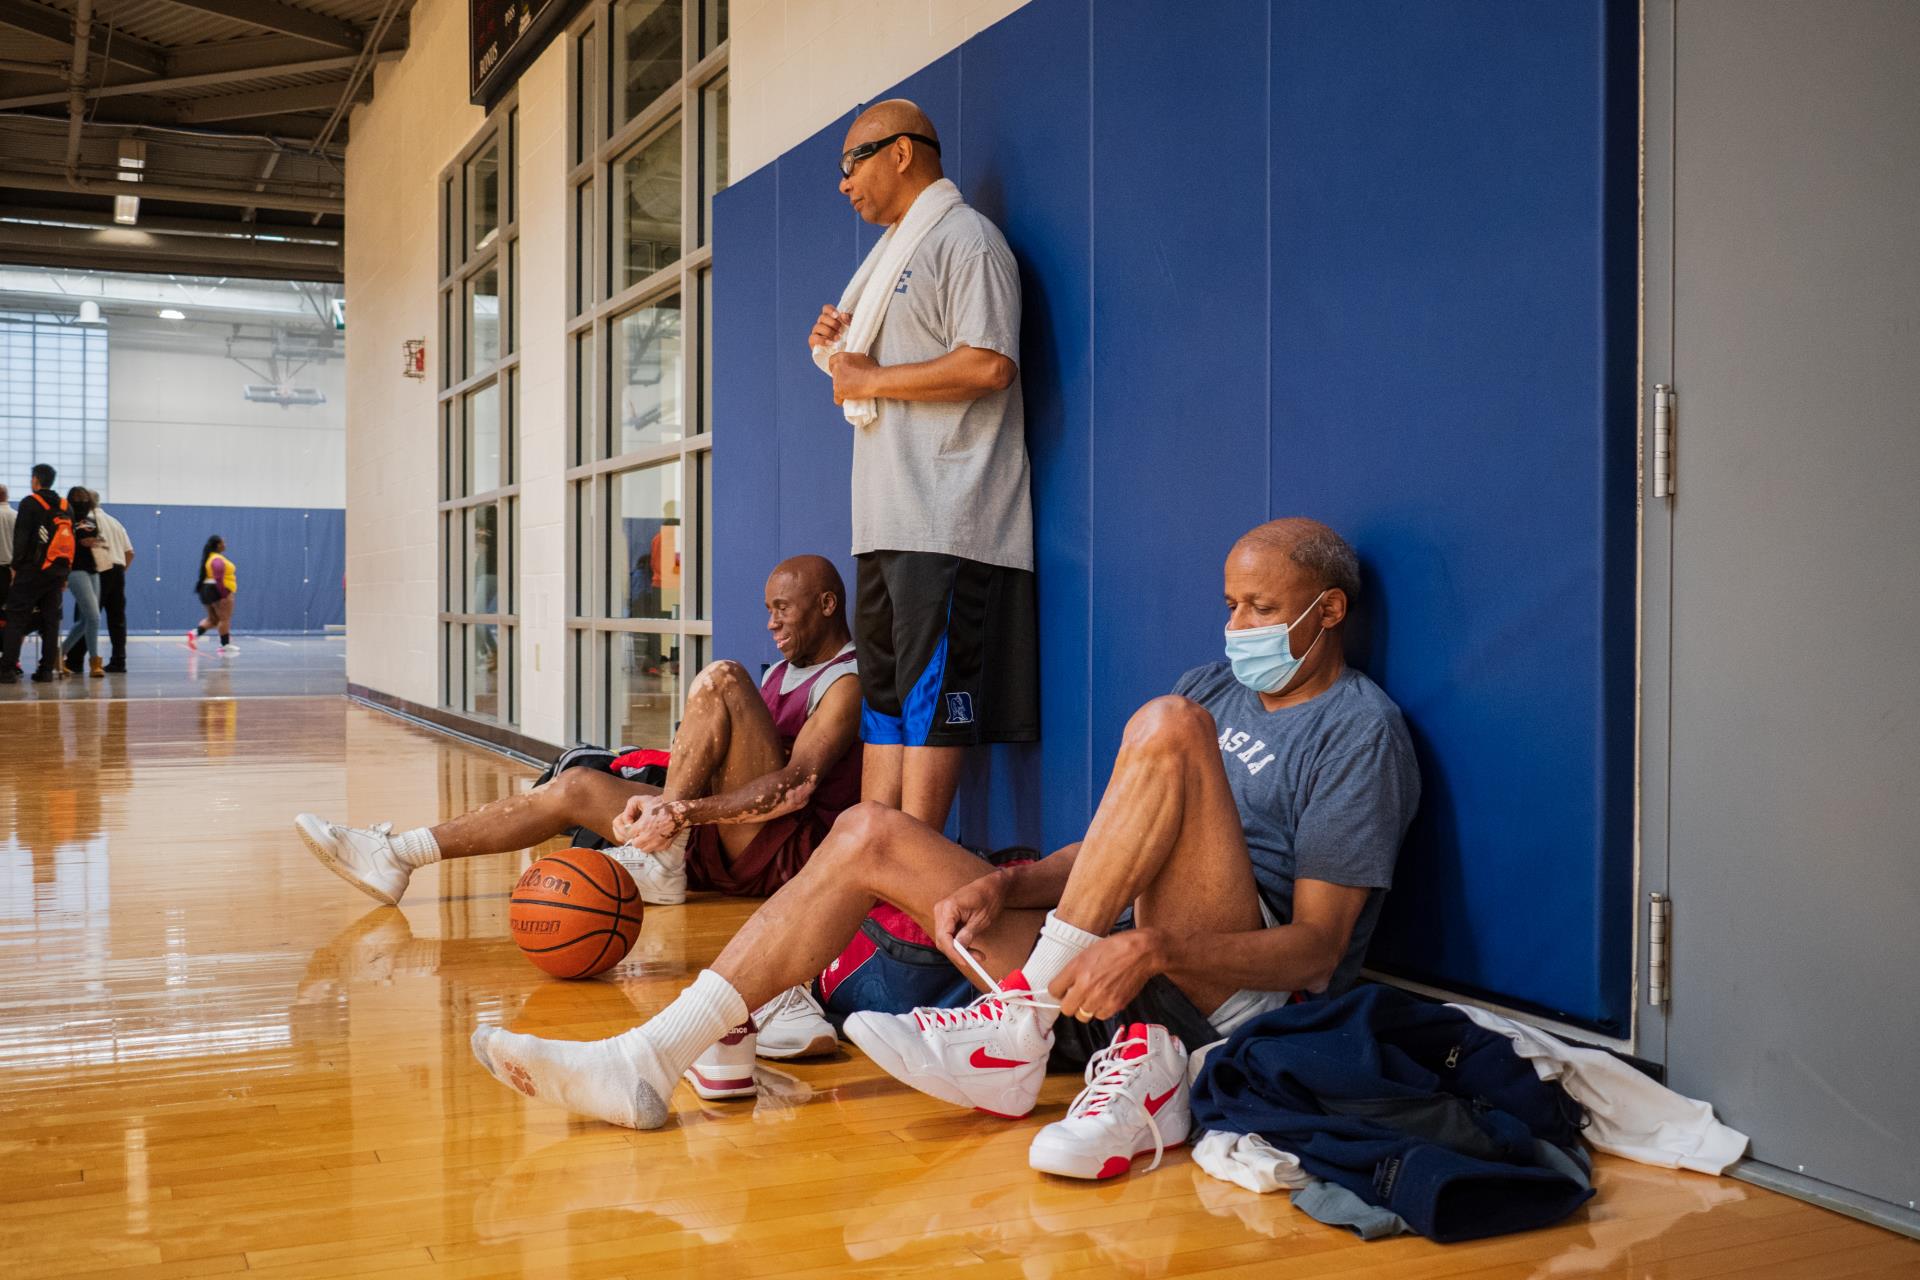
(567, 1), (727, 745)
(439, 107), (520, 726)
(0, 311), (108, 492)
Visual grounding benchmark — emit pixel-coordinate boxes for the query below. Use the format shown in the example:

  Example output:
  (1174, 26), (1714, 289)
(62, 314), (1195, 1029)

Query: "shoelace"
(914, 948), (1060, 1031)
(1068, 1033), (1169, 1171)
(756, 984), (806, 1022)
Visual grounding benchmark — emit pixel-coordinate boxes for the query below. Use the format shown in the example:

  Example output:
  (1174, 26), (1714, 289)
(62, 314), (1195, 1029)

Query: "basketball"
(508, 850), (644, 979)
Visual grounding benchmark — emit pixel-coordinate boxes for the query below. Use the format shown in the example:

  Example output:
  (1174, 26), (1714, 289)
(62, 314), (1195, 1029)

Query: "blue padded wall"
(100, 504), (345, 635)
(711, 0), (1636, 1032)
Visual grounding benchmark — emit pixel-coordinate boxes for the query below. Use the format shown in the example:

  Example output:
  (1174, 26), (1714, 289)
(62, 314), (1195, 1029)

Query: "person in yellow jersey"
(188, 534), (238, 655)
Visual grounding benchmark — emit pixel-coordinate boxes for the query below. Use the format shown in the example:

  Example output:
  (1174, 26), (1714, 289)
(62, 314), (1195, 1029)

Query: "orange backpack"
(28, 491), (74, 571)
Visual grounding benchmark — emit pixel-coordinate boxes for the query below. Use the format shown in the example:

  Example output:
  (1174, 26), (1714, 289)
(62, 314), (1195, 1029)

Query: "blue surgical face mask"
(1224, 590), (1327, 694)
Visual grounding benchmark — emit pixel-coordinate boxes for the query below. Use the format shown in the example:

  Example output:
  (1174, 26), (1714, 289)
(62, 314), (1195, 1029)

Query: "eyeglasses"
(839, 132), (941, 179)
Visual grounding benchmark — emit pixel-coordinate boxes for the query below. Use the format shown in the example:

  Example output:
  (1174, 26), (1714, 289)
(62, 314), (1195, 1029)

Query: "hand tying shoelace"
(927, 945), (1061, 1030)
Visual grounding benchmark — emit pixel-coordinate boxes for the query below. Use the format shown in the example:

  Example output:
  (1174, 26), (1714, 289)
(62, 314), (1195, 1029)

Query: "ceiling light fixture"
(158, 308), (186, 321)
(113, 193), (140, 225)
(76, 301), (105, 325)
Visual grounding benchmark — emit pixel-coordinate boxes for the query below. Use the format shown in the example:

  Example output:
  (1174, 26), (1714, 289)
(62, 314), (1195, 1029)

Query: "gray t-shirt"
(1173, 661), (1423, 996)
(855, 205), (1034, 571)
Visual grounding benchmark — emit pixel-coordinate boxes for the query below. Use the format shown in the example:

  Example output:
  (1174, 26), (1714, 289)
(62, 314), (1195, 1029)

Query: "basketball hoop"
(402, 338), (427, 379)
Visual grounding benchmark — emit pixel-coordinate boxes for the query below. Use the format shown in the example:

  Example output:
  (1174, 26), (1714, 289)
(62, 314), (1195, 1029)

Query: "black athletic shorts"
(1047, 974), (1223, 1073)
(854, 550), (1039, 748)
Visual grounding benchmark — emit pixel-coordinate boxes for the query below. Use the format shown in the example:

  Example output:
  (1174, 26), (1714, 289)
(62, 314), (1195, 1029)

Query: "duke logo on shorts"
(944, 692), (974, 725)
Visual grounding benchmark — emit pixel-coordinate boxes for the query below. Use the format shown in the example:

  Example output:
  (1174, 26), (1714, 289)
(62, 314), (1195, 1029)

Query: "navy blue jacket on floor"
(1191, 985), (1595, 1243)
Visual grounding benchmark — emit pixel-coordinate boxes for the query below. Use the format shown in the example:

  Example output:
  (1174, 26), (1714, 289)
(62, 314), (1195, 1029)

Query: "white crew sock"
(1021, 910), (1103, 1019)
(390, 826), (442, 870)
(470, 968), (748, 1130)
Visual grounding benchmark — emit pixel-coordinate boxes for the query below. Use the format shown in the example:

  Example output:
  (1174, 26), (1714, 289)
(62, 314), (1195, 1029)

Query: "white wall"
(344, 0), (569, 738)
(107, 317), (345, 509)
(729, 0), (1034, 179)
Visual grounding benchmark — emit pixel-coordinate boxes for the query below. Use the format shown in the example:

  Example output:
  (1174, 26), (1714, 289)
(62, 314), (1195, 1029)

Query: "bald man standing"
(809, 99), (1038, 833)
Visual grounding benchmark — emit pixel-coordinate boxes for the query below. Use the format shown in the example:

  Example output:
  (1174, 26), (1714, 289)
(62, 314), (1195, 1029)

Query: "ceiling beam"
(166, 25), (407, 79)
(0, 0), (168, 77)
(0, 100), (344, 148)
(175, 80), (367, 124)
(0, 166), (344, 215)
(0, 219), (342, 279)
(150, 0), (362, 53)
(0, 53), (378, 110)
(0, 200), (341, 243)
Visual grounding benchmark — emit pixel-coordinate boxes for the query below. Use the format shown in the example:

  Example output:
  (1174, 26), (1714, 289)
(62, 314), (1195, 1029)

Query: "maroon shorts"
(685, 806), (833, 897)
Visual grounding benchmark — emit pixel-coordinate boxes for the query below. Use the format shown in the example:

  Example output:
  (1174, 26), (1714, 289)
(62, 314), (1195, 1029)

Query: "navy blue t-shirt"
(1173, 662), (1422, 995)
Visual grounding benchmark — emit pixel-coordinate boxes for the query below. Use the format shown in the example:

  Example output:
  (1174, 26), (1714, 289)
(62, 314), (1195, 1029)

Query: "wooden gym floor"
(2, 695), (1916, 1279)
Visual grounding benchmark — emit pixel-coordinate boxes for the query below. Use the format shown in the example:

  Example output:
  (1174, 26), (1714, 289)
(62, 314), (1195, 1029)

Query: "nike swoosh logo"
(968, 1047), (1030, 1070)
(1145, 1086), (1180, 1115)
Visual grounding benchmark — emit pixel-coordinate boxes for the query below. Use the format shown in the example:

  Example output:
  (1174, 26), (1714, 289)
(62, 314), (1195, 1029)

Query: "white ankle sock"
(470, 969), (748, 1130)
(390, 826), (441, 869)
(1022, 911), (1102, 1009)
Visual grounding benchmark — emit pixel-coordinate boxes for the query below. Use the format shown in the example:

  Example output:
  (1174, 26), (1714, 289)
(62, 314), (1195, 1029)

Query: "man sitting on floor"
(467, 518), (1422, 1177)
(296, 553), (862, 913)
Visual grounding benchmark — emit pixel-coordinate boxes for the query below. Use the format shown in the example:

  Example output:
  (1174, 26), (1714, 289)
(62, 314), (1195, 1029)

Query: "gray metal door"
(1656, 0), (1920, 1213)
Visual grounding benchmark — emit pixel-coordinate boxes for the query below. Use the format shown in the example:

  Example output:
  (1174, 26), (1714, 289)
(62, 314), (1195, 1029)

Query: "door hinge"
(1648, 892), (1671, 1007)
(1653, 384), (1676, 499)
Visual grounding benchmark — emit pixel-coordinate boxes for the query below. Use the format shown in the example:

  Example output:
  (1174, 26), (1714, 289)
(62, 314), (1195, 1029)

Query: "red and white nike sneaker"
(1028, 1022), (1191, 1179)
(684, 1018), (757, 1100)
(842, 969), (1054, 1118)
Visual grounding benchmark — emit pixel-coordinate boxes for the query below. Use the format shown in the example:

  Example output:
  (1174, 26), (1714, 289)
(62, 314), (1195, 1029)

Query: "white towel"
(1192, 1132), (1312, 1194)
(811, 178), (966, 427)
(1448, 1003), (1749, 1175)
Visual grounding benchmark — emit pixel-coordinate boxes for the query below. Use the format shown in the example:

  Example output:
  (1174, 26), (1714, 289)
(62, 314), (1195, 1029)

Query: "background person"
(89, 493), (134, 673)
(189, 535), (237, 655)
(60, 487), (105, 678)
(1, 463), (74, 685)
(0, 483), (13, 672)
(808, 99), (1038, 833)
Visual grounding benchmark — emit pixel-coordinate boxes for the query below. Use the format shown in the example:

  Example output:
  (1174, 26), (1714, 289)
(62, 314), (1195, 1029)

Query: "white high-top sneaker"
(294, 813), (413, 906)
(1028, 1022), (1191, 1180)
(752, 985), (838, 1060)
(842, 969), (1054, 1118)
(685, 1018), (758, 1100)
(611, 828), (689, 905)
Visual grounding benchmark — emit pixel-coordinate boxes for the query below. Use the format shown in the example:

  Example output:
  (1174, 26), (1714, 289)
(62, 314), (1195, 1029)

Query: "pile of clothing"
(1189, 985), (1747, 1243)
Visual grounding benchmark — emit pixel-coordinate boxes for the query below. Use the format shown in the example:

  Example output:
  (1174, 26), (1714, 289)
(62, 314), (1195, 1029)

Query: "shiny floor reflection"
(1, 696), (1914, 1278)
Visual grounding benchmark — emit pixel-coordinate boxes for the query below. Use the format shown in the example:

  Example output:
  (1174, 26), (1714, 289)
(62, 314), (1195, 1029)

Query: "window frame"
(565, 1), (727, 746)
(437, 99), (522, 728)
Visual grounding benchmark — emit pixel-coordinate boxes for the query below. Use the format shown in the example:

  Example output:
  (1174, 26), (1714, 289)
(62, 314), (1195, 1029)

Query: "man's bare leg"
(469, 803), (1044, 1128)
(429, 768), (656, 858)
(900, 744), (965, 830)
(659, 660), (785, 859)
(1043, 696), (1262, 1016)
(299, 669), (785, 905)
(861, 742), (903, 808)
(707, 803), (1045, 1008)
(859, 742), (966, 830)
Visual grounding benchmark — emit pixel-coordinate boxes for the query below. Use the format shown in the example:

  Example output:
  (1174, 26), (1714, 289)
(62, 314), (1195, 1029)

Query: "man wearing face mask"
(468, 519), (1422, 1169)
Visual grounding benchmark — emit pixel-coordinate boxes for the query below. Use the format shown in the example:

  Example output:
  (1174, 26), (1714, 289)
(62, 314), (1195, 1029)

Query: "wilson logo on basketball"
(512, 919), (563, 935)
(515, 869), (574, 894)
